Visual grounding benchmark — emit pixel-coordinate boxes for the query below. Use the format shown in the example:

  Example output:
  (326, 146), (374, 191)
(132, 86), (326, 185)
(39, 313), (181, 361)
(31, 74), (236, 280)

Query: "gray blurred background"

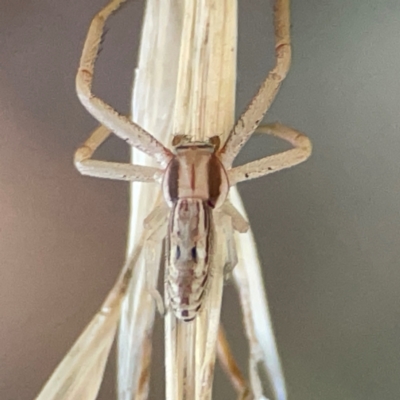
(1, 0), (400, 399)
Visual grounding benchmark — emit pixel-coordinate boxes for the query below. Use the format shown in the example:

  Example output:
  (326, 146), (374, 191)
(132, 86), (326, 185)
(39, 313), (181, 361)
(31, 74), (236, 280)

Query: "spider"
(74, 0), (312, 322)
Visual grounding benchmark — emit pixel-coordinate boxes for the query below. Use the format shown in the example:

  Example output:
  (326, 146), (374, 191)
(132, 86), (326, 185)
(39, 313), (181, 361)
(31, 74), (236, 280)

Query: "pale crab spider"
(74, 0), (311, 322)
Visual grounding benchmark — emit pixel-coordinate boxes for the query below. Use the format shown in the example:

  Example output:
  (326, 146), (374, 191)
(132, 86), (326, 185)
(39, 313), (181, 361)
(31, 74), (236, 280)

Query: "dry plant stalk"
(164, 2), (238, 399)
(35, 0), (310, 399)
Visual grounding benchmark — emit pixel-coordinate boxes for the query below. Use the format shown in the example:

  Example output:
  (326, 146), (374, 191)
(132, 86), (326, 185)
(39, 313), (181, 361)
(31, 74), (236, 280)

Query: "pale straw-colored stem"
(166, 1), (237, 399)
(34, 230), (148, 400)
(123, 1), (237, 399)
(117, 0), (184, 397)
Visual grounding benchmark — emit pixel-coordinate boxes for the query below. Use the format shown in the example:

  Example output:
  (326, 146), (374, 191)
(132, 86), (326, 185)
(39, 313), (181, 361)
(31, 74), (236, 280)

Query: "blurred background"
(1, 0), (400, 399)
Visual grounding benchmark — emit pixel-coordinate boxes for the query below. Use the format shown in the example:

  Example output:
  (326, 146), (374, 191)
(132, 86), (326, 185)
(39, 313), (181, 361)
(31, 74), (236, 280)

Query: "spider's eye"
(191, 247), (197, 262)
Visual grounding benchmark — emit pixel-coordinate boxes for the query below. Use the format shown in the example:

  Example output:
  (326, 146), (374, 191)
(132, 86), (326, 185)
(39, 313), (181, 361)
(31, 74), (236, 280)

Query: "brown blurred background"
(1, 0), (400, 399)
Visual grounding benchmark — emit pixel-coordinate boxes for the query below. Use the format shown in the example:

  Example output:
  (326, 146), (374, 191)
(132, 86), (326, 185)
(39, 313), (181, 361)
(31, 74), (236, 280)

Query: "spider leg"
(224, 226), (238, 278)
(219, 0), (291, 168)
(76, 0), (173, 168)
(228, 123), (312, 185)
(143, 202), (169, 316)
(215, 202), (247, 277)
(218, 200), (249, 233)
(74, 125), (163, 182)
(217, 325), (252, 399)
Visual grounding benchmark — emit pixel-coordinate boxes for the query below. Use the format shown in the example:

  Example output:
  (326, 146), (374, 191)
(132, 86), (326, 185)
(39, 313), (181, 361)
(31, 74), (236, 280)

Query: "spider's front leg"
(219, 0), (291, 168)
(76, 0), (172, 168)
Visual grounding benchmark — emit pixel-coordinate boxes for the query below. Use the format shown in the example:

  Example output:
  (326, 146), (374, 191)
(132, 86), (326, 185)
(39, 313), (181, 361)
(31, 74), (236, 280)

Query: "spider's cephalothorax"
(162, 136), (228, 321)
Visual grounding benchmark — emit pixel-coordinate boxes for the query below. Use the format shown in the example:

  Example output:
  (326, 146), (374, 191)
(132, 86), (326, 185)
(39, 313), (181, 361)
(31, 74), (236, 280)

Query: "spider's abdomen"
(166, 199), (214, 321)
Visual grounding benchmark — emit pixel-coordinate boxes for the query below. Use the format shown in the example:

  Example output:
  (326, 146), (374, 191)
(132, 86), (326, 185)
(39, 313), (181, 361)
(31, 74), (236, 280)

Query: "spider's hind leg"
(217, 325), (252, 399)
(215, 201), (249, 278)
(142, 201), (169, 316)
